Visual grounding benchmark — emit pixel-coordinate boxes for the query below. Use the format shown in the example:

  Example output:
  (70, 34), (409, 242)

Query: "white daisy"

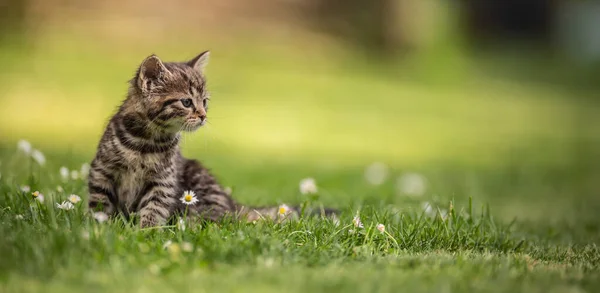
(439, 209), (449, 220)
(422, 202), (434, 217)
(364, 162), (389, 185)
(59, 167), (69, 181)
(15, 214), (24, 220)
(56, 201), (74, 210)
(299, 178), (318, 195)
(376, 223), (385, 233)
(20, 185), (31, 193)
(93, 211), (109, 223)
(17, 140), (32, 154)
(332, 215), (341, 226)
(70, 170), (79, 180)
(36, 194), (45, 203)
(278, 204), (291, 217)
(80, 163), (91, 177)
(352, 212), (364, 229)
(421, 201), (437, 218)
(31, 149), (46, 166)
(68, 194), (81, 204)
(180, 190), (199, 205)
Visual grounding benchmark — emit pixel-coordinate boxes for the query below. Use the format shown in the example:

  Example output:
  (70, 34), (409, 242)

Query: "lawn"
(0, 31), (599, 292)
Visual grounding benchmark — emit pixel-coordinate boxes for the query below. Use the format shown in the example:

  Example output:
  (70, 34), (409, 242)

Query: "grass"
(1, 146), (599, 293)
(0, 29), (600, 292)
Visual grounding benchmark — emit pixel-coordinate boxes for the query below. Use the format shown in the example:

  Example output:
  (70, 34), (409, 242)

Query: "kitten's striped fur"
(88, 52), (335, 227)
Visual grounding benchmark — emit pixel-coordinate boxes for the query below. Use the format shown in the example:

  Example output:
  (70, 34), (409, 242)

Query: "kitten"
(87, 51), (335, 227)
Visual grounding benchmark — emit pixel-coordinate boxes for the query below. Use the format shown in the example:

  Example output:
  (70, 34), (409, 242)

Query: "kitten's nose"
(196, 109), (206, 121)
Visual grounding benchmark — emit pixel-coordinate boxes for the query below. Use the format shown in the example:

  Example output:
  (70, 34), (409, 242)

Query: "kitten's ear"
(137, 55), (169, 93)
(188, 51), (210, 73)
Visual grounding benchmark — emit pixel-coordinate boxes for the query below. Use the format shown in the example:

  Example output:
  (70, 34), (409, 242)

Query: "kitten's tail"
(235, 205), (339, 223)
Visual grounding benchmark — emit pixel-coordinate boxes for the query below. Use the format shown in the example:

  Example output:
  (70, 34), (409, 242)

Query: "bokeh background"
(1, 0), (599, 235)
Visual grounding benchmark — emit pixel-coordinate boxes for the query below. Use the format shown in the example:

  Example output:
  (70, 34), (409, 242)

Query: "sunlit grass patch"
(0, 140), (599, 292)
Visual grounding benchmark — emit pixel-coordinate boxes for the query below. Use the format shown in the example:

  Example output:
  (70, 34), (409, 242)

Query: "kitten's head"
(132, 51), (210, 133)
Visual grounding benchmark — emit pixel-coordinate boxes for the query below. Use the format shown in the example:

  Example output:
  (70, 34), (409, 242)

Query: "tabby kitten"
(88, 51), (332, 227)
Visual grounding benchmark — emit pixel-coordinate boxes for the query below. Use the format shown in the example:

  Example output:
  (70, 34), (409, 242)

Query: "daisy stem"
(65, 210), (72, 230)
(140, 224), (176, 231)
(384, 230), (400, 252)
(300, 200), (307, 218)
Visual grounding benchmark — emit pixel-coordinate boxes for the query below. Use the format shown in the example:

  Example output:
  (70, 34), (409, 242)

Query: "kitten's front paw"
(140, 216), (158, 228)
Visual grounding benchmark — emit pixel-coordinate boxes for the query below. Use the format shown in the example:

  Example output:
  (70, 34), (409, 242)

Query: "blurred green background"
(0, 0), (599, 228)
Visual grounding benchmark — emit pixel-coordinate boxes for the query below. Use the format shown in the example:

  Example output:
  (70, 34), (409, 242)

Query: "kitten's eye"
(181, 98), (193, 108)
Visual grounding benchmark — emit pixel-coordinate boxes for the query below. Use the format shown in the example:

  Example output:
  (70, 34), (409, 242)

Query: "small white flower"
(15, 214), (24, 220)
(376, 223), (385, 233)
(181, 241), (194, 252)
(397, 173), (427, 196)
(332, 215), (340, 227)
(59, 167), (69, 180)
(68, 194), (81, 204)
(80, 163), (91, 177)
(180, 190), (199, 205)
(299, 178), (318, 195)
(422, 202), (435, 217)
(17, 140), (32, 154)
(177, 218), (186, 231)
(364, 162), (389, 185)
(348, 229), (355, 235)
(56, 201), (74, 210)
(162, 240), (173, 250)
(93, 211), (109, 223)
(439, 209), (449, 220)
(278, 204), (291, 217)
(31, 149), (46, 166)
(20, 185), (31, 193)
(70, 170), (79, 180)
(31, 191), (44, 202)
(352, 213), (364, 229)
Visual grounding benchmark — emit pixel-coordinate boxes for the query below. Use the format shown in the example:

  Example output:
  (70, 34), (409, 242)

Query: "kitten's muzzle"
(194, 108), (207, 121)
(186, 116), (206, 128)
(190, 114), (206, 123)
